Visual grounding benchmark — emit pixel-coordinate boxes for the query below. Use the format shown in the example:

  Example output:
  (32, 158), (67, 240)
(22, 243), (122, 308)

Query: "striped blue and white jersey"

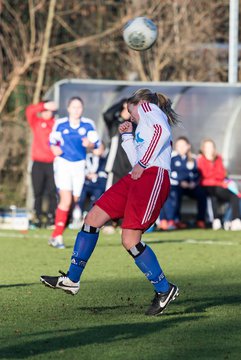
(49, 117), (101, 162)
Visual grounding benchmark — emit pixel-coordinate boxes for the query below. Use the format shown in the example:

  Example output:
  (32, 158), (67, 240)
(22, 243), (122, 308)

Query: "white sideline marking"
(0, 232), (73, 239)
(0, 232), (239, 246)
(185, 239), (237, 246)
(0, 232), (34, 238)
(144, 237), (239, 246)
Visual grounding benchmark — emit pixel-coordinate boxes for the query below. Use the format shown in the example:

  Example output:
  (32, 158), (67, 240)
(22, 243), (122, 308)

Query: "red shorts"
(95, 167), (170, 231)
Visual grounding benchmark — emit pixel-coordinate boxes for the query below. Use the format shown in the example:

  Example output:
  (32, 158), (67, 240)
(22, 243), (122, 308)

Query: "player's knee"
(85, 205), (110, 228)
(126, 241), (146, 258)
(84, 207), (101, 227)
(121, 230), (142, 250)
(121, 235), (138, 250)
(121, 236), (129, 249)
(84, 211), (94, 225)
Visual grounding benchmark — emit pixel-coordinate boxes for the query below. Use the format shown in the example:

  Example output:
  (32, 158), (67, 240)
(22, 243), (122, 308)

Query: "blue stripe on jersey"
(50, 118), (100, 162)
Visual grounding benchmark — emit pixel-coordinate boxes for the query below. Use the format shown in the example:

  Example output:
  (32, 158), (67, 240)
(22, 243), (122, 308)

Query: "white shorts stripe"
(146, 168), (164, 222)
(144, 168), (164, 223)
(141, 168), (164, 224)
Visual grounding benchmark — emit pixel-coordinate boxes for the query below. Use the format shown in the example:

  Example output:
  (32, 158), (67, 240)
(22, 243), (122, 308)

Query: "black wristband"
(138, 161), (147, 169)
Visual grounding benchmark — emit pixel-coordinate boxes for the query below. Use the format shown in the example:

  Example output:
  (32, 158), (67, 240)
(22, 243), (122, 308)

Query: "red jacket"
(197, 154), (227, 187)
(26, 102), (55, 163)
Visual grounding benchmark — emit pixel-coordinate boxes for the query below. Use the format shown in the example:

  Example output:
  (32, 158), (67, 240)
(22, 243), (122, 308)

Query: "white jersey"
(121, 102), (172, 171)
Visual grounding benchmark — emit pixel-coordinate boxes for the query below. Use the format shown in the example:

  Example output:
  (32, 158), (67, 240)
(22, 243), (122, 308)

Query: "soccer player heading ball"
(40, 88), (180, 316)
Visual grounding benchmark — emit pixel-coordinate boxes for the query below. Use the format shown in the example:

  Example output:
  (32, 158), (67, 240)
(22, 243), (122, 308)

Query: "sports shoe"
(145, 283), (179, 316)
(196, 220), (206, 229)
(156, 219), (168, 231)
(48, 235), (65, 249)
(212, 218), (222, 230)
(223, 221), (231, 231)
(175, 221), (187, 229)
(230, 218), (241, 231)
(40, 271), (80, 295)
(167, 220), (177, 230)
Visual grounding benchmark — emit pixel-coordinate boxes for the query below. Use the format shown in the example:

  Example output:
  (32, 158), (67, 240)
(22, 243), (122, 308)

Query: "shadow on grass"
(179, 295), (241, 314)
(0, 283), (37, 289)
(0, 316), (200, 358)
(76, 292), (241, 317)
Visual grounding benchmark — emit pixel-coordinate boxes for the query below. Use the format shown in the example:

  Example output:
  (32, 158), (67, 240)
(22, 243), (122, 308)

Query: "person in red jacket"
(26, 101), (57, 228)
(197, 138), (241, 231)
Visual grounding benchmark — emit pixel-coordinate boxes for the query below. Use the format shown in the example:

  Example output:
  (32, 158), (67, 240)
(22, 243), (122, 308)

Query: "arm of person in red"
(25, 102), (46, 128)
(25, 101), (57, 128)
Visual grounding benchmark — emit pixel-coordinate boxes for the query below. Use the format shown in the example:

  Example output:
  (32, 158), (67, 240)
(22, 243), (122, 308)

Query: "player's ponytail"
(127, 88), (179, 127)
(155, 93), (179, 127)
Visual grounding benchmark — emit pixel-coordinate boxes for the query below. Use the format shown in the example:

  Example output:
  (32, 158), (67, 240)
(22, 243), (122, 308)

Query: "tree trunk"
(33, 0), (56, 104)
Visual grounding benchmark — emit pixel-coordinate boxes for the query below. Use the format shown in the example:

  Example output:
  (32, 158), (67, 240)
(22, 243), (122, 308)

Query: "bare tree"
(0, 0), (234, 206)
(33, 0), (56, 104)
(120, 0), (229, 82)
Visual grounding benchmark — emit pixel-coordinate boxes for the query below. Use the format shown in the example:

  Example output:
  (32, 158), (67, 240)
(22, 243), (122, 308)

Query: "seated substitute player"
(158, 136), (207, 230)
(40, 88), (180, 316)
(78, 143), (108, 215)
(49, 96), (101, 249)
(197, 138), (241, 231)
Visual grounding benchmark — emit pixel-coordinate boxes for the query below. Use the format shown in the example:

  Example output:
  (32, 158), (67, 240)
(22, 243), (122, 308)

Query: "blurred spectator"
(103, 99), (135, 233)
(26, 101), (57, 228)
(104, 98), (136, 187)
(158, 136), (207, 230)
(197, 138), (241, 231)
(49, 96), (101, 248)
(78, 143), (108, 218)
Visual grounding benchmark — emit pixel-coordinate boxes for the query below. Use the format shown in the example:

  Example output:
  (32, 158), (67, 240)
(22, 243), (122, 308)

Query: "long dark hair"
(127, 88), (179, 126)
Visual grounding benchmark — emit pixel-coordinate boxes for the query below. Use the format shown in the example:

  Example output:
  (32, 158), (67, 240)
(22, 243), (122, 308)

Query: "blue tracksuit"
(160, 153), (207, 221)
(79, 152), (107, 212)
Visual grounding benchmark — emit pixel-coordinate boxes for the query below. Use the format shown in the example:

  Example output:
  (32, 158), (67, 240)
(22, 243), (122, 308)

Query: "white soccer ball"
(123, 17), (158, 51)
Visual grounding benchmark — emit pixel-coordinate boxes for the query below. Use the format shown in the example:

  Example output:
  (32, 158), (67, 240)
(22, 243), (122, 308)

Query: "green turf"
(0, 228), (240, 360)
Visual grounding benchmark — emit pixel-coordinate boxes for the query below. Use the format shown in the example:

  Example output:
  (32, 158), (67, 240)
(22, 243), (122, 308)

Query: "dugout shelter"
(45, 79), (241, 182)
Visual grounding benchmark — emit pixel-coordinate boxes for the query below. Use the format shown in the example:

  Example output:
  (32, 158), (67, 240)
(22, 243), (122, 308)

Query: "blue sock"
(129, 242), (170, 293)
(68, 226), (99, 282)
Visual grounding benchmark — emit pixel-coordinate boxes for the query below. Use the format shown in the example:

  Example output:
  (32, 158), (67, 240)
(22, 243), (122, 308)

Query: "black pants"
(31, 161), (57, 219)
(204, 186), (240, 220)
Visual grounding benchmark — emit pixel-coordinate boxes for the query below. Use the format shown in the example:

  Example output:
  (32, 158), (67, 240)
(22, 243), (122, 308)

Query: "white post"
(228, 0), (239, 83)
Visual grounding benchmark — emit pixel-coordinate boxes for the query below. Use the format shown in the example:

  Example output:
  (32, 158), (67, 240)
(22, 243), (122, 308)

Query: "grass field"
(0, 228), (240, 360)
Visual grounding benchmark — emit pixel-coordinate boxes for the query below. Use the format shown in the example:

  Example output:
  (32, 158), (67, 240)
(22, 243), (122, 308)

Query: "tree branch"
(33, 0), (57, 104)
